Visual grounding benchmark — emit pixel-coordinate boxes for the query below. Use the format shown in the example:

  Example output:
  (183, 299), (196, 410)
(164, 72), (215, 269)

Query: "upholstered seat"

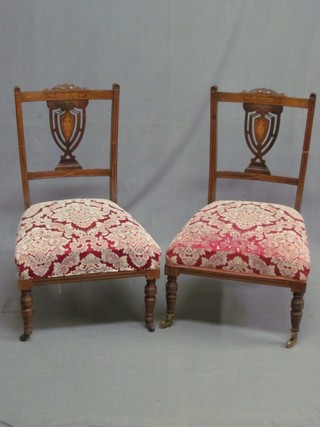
(166, 200), (309, 281)
(161, 86), (316, 347)
(16, 198), (161, 280)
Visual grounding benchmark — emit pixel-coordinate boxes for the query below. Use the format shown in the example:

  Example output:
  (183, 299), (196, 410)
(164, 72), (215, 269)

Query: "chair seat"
(16, 198), (161, 280)
(166, 200), (310, 281)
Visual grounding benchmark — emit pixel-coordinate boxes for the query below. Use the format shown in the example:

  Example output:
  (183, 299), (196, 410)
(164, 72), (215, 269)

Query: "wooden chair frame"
(161, 86), (316, 347)
(14, 83), (160, 340)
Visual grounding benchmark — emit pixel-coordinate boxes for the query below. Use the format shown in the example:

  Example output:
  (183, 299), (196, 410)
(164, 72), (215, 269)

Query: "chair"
(14, 83), (161, 341)
(160, 86), (316, 347)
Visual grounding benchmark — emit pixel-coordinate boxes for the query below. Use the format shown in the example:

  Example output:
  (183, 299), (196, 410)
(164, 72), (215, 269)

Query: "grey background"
(0, 1), (319, 426)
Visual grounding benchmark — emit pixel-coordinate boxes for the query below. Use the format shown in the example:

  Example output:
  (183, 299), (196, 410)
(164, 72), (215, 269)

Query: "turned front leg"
(160, 275), (178, 329)
(145, 279), (157, 332)
(20, 289), (33, 342)
(286, 291), (304, 348)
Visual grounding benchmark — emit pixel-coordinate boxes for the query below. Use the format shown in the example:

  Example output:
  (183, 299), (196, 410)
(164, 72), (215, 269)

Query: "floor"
(0, 230), (320, 427)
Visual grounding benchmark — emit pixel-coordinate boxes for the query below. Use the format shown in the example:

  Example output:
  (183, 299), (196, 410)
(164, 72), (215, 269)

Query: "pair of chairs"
(14, 83), (316, 347)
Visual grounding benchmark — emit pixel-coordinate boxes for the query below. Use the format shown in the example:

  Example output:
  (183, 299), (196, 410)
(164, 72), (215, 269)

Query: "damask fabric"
(15, 198), (161, 280)
(166, 200), (310, 281)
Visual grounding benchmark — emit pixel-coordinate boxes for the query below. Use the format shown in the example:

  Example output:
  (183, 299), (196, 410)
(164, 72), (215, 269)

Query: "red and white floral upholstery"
(16, 198), (161, 280)
(166, 200), (310, 281)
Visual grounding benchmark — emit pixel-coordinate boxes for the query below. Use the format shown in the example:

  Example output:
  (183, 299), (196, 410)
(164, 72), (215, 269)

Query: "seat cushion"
(16, 198), (161, 280)
(166, 200), (310, 281)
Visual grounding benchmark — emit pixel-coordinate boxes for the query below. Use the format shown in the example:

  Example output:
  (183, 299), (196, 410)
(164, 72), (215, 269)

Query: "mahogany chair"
(14, 83), (161, 341)
(160, 86), (316, 347)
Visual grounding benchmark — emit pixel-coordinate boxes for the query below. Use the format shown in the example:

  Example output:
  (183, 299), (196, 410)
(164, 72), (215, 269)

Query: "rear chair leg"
(160, 275), (178, 329)
(286, 291), (304, 348)
(20, 289), (33, 342)
(145, 279), (157, 332)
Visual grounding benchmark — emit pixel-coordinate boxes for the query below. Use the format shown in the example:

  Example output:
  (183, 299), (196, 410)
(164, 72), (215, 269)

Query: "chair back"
(209, 86), (316, 211)
(15, 83), (120, 209)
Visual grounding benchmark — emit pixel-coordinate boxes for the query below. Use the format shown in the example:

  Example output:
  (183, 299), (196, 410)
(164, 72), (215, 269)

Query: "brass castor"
(146, 322), (155, 332)
(286, 331), (298, 348)
(159, 313), (174, 329)
(20, 333), (31, 342)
